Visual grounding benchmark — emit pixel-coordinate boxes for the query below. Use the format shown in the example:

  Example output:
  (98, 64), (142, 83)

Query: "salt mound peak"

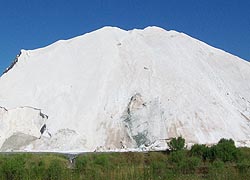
(0, 26), (250, 152)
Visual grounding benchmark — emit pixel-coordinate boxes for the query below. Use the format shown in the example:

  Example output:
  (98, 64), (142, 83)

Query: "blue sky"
(0, 0), (249, 73)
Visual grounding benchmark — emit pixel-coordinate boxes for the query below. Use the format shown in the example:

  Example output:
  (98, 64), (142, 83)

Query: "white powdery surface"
(0, 26), (250, 152)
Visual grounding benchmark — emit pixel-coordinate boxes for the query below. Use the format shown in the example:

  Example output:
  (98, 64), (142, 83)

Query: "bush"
(190, 144), (208, 161)
(207, 145), (217, 162)
(167, 136), (185, 151)
(168, 150), (186, 164)
(215, 138), (239, 162)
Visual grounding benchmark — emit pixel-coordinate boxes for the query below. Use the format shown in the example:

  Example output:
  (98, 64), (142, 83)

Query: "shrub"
(168, 150), (186, 164)
(215, 138), (239, 162)
(167, 136), (185, 151)
(190, 144), (208, 161)
(206, 145), (217, 162)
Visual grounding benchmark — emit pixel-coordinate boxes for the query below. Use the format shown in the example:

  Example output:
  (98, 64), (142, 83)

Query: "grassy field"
(0, 140), (250, 179)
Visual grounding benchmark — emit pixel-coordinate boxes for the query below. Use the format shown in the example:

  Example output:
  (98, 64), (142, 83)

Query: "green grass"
(0, 147), (249, 179)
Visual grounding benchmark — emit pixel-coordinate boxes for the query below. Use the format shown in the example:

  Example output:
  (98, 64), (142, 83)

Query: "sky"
(0, 0), (249, 74)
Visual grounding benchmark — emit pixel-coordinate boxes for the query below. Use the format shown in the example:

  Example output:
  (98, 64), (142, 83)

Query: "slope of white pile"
(0, 106), (46, 151)
(0, 26), (250, 152)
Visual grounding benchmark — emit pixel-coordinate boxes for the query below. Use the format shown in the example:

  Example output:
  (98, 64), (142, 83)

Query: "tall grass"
(0, 148), (249, 179)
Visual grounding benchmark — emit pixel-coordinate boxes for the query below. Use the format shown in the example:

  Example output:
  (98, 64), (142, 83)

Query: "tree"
(167, 136), (185, 151)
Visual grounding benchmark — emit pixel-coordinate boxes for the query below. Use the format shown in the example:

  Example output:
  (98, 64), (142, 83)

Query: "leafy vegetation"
(167, 136), (185, 151)
(0, 138), (250, 179)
